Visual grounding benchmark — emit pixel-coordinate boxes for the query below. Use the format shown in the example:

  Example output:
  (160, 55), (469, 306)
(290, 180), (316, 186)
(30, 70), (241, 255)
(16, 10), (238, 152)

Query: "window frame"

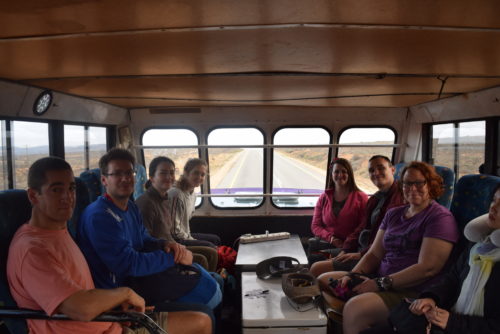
(140, 126), (204, 207)
(335, 125), (398, 195)
(205, 125), (266, 210)
(0, 116), (113, 190)
(422, 117), (498, 177)
(270, 125), (333, 210)
(336, 125), (398, 162)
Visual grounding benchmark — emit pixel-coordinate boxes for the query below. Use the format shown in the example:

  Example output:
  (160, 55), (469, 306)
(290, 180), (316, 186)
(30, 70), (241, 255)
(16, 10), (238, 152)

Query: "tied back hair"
(176, 158), (207, 191)
(145, 156), (175, 189)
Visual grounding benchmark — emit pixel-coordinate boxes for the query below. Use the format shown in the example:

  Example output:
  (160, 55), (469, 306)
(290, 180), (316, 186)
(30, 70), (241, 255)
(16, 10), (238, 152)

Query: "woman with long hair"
(308, 158), (368, 263)
(136, 156), (218, 271)
(168, 158), (221, 248)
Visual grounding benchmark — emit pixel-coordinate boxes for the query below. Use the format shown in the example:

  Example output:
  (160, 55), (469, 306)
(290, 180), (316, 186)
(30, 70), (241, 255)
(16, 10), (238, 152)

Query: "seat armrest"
(0, 307), (167, 334)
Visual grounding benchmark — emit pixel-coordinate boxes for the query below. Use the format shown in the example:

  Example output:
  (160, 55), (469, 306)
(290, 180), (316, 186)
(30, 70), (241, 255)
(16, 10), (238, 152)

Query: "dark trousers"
(179, 232), (221, 248)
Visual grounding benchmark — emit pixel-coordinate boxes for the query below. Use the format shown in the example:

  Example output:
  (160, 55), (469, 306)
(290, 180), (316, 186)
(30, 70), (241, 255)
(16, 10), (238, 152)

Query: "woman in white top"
(168, 158), (221, 248)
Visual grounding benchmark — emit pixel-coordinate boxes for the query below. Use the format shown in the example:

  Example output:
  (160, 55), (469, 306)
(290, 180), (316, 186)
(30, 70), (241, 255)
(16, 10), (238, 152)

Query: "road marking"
(228, 150), (248, 189)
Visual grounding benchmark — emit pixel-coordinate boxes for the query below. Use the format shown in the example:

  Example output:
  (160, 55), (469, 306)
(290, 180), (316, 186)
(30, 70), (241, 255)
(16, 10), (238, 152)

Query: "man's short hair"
(99, 148), (135, 175)
(368, 155), (392, 166)
(28, 157), (72, 192)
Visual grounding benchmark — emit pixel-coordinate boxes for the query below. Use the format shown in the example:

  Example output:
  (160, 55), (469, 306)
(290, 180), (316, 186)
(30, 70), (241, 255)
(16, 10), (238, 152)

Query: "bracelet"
(375, 276), (393, 291)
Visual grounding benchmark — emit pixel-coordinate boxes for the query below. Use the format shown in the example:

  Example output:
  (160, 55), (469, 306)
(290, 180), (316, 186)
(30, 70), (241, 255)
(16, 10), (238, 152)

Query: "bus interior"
(0, 1), (499, 333)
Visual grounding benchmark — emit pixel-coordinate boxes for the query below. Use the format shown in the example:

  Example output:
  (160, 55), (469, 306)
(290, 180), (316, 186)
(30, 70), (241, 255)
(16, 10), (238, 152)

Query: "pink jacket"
(311, 188), (368, 252)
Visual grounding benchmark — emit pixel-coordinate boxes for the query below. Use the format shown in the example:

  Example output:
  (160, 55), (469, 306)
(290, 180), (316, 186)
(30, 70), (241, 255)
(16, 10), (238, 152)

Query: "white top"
(241, 272), (327, 327)
(167, 186), (196, 240)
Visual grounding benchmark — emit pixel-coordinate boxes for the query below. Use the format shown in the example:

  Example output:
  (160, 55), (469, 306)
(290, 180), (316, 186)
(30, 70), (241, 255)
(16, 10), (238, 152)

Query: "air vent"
(149, 108), (201, 114)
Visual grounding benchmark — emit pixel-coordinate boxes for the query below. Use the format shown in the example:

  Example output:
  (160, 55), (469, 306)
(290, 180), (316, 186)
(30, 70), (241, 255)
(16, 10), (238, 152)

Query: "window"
(88, 126), (107, 169)
(338, 127), (396, 194)
(431, 121), (485, 178)
(64, 125), (108, 174)
(0, 121), (7, 190)
(64, 125), (86, 176)
(142, 128), (201, 205)
(272, 127), (330, 208)
(207, 128), (264, 208)
(12, 121), (50, 189)
(431, 123), (455, 170)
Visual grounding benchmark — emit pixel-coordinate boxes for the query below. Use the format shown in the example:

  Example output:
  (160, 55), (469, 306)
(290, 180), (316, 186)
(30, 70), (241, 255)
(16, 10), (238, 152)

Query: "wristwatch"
(375, 276), (393, 291)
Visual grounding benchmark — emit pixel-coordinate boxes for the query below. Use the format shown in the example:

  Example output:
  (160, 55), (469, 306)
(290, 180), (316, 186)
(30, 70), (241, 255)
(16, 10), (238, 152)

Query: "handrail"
(0, 308), (167, 334)
(137, 143), (400, 149)
(197, 193), (320, 198)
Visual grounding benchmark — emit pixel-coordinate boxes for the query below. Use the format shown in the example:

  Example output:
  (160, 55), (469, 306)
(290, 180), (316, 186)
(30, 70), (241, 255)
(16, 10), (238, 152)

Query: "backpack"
(217, 245), (237, 274)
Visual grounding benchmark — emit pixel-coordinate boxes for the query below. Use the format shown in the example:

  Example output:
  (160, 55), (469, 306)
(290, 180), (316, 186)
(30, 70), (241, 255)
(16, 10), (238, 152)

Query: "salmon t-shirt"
(7, 224), (121, 334)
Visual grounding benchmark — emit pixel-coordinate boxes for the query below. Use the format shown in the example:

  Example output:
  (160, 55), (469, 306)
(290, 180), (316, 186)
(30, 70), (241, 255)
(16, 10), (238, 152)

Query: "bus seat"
(450, 174), (500, 253)
(134, 164), (147, 200)
(0, 190), (31, 333)
(79, 168), (104, 203)
(394, 163), (455, 209)
(67, 177), (91, 239)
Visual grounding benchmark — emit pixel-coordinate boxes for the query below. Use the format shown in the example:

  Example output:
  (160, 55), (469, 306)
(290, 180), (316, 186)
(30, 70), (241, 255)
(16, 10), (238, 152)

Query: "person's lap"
(343, 292), (389, 334)
(191, 233), (221, 247)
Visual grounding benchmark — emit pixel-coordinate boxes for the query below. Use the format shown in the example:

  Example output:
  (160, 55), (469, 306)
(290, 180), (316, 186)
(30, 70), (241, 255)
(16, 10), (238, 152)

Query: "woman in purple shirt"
(319, 161), (459, 334)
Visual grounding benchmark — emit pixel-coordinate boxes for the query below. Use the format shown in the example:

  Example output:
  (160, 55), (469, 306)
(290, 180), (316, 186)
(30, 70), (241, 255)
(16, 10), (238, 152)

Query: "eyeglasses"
(402, 180), (427, 189)
(103, 170), (136, 178)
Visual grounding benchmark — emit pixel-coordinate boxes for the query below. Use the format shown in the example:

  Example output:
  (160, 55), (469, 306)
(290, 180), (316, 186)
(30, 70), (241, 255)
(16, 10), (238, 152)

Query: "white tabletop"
(236, 235), (308, 271)
(241, 272), (327, 328)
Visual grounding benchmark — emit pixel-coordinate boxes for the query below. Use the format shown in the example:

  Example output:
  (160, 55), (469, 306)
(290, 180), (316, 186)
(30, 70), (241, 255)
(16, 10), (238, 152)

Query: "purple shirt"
(378, 201), (459, 291)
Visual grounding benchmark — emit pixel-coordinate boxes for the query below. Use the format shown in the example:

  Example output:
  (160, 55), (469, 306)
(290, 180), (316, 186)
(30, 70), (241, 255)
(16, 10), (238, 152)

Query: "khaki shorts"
(376, 289), (419, 309)
(122, 312), (168, 333)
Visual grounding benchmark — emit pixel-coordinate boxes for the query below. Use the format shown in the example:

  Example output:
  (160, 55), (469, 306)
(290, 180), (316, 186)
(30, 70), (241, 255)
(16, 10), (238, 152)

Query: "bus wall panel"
(190, 215), (313, 248)
(0, 80), (128, 125)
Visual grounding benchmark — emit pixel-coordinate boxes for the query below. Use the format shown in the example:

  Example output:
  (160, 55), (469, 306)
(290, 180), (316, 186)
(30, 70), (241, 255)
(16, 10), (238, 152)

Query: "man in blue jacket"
(78, 148), (221, 310)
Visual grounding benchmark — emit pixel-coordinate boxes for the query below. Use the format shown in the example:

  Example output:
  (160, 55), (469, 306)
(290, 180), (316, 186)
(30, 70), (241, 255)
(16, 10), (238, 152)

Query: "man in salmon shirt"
(6, 157), (210, 334)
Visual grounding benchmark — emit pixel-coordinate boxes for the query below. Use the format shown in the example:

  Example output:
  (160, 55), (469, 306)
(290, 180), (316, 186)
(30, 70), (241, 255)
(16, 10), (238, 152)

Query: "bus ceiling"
(0, 1), (500, 110)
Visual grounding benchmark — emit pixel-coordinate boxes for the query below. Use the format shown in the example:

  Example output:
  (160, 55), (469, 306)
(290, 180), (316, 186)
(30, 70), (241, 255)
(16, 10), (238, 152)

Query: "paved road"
(213, 149), (325, 192)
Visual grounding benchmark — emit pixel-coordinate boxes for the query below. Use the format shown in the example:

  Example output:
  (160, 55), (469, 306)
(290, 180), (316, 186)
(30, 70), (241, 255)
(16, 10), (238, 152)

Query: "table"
(235, 235), (308, 271)
(241, 272), (327, 334)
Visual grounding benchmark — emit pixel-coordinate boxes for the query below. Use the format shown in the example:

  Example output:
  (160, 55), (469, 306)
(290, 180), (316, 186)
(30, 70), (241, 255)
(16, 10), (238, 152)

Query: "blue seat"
(0, 190), (32, 333)
(134, 164), (147, 200)
(79, 168), (104, 203)
(450, 174), (500, 259)
(394, 163), (455, 209)
(67, 177), (91, 239)
(451, 174), (500, 233)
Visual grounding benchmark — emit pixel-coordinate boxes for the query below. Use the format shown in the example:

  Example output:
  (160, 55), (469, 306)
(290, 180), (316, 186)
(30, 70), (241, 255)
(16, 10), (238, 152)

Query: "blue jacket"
(77, 196), (175, 289)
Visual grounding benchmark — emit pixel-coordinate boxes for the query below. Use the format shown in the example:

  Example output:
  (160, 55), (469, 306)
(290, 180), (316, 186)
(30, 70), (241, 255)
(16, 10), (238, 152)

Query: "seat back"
(394, 163), (455, 209)
(451, 174), (500, 235)
(0, 190), (31, 333)
(68, 177), (91, 239)
(79, 168), (104, 203)
(134, 164), (147, 200)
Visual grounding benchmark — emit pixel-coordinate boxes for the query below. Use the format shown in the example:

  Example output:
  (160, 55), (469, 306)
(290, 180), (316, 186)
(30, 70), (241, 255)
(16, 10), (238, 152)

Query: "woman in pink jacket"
(308, 158), (368, 264)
